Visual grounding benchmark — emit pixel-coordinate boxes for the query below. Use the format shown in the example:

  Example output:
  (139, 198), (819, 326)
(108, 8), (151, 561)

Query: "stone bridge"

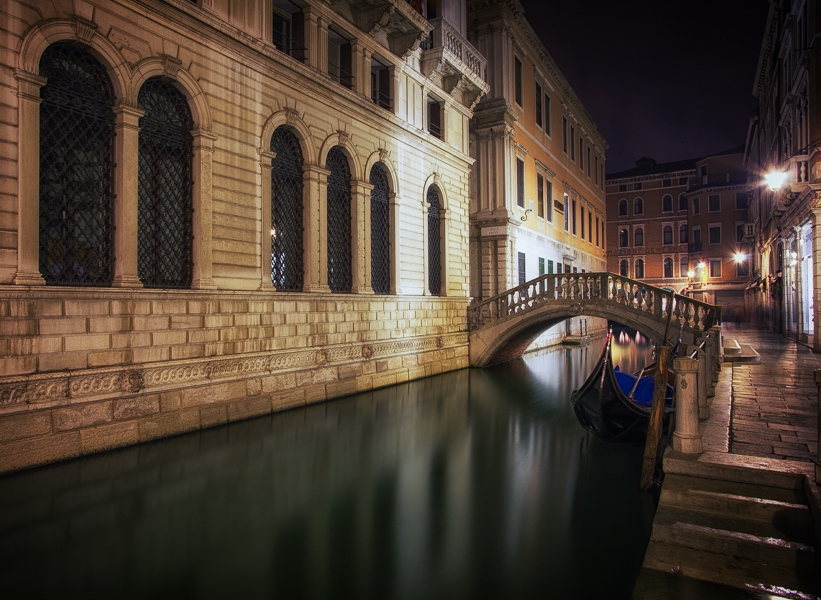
(468, 272), (722, 367)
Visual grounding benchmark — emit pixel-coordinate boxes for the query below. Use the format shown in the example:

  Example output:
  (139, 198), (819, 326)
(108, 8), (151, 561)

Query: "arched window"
(634, 227), (644, 247)
(137, 78), (194, 288)
(663, 225), (673, 245)
(370, 163), (390, 294)
(620, 259), (629, 277)
(619, 228), (628, 248)
(679, 223), (688, 244)
(678, 194), (687, 212)
(326, 147), (352, 292)
(662, 194), (673, 212)
(427, 186), (442, 295)
(635, 258), (644, 279)
(270, 126), (304, 291)
(680, 256), (689, 278)
(618, 199), (627, 217)
(39, 43), (115, 286)
(633, 197), (643, 215)
(664, 257), (673, 278)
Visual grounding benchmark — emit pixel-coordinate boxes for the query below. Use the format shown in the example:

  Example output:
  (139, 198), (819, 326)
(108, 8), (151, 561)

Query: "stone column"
(303, 164), (330, 292)
(794, 225), (804, 343)
(352, 180), (374, 294)
(112, 103), (144, 288)
(814, 370), (821, 483)
(191, 129), (217, 290)
(389, 192), (402, 294)
(303, 6), (324, 72)
(13, 69), (47, 286)
(811, 206), (821, 352)
(258, 148), (276, 291)
(672, 356), (702, 454)
(422, 195), (430, 296)
(440, 204), (449, 297)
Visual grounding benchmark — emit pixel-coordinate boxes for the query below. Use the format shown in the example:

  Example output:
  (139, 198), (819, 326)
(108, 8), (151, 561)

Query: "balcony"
(421, 18), (489, 108)
(345, 0), (433, 57)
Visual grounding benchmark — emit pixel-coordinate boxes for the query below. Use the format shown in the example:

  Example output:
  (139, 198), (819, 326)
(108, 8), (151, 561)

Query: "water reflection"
(0, 337), (656, 600)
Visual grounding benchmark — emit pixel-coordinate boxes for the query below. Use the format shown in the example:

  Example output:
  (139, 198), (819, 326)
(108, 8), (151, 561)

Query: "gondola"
(571, 332), (674, 444)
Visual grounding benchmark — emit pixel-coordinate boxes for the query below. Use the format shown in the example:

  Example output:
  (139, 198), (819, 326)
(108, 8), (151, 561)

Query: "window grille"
(326, 147), (352, 292)
(137, 78), (194, 288)
(370, 163), (390, 294)
(39, 43), (115, 286)
(427, 186), (442, 295)
(271, 126), (304, 291)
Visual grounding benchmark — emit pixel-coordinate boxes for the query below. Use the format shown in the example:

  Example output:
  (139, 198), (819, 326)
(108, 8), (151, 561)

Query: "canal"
(0, 329), (658, 599)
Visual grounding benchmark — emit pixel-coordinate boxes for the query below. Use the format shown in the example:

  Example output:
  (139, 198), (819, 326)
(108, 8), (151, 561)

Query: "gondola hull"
(571, 334), (673, 445)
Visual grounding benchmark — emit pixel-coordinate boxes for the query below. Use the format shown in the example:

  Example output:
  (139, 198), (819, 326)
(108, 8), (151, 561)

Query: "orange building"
(606, 149), (750, 319)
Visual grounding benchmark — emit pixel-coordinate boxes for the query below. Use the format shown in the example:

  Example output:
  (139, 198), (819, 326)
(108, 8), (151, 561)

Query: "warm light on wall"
(733, 252), (747, 263)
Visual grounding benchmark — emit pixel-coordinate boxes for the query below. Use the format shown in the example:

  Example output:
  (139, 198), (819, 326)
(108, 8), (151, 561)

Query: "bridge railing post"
(672, 356), (702, 454)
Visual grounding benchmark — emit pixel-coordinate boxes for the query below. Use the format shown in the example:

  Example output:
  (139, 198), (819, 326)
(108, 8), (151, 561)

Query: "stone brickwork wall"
(0, 291), (469, 473)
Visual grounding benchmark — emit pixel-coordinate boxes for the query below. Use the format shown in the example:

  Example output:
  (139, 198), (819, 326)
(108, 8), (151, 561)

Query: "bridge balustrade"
(467, 273), (720, 340)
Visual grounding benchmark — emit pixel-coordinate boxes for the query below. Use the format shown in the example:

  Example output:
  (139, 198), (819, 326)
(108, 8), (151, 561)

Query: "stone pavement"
(726, 328), (819, 463)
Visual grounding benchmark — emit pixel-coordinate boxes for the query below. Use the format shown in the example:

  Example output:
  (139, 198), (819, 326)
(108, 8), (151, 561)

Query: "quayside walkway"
(635, 328), (821, 599)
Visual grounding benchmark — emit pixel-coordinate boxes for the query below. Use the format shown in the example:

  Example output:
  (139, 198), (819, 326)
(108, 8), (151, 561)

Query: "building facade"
(606, 150), (750, 319)
(0, 0), (488, 472)
(744, 0), (821, 349)
(467, 0), (608, 343)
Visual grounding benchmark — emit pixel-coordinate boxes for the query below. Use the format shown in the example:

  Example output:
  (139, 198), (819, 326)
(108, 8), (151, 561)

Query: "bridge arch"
(468, 273), (720, 367)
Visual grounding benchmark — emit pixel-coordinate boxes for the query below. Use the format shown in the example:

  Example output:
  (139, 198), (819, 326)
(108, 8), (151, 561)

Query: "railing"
(424, 18), (486, 81)
(467, 272), (721, 340)
(371, 88), (393, 111)
(273, 33), (308, 63)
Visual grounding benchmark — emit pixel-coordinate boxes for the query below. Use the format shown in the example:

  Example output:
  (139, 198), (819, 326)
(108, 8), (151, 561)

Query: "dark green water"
(0, 338), (657, 599)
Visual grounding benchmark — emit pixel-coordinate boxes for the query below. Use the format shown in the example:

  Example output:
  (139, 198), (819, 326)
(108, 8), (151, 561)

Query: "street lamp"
(764, 170), (788, 191)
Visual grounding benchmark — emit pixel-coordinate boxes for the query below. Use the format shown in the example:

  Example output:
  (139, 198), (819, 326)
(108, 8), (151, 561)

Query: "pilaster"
(191, 128), (218, 290)
(111, 103), (144, 288)
(13, 69), (47, 286)
(303, 165), (330, 292)
(353, 180), (374, 294)
(258, 148), (276, 291)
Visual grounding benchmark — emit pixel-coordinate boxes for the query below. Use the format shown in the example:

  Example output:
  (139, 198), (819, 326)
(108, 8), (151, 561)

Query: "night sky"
(514, 0), (771, 174)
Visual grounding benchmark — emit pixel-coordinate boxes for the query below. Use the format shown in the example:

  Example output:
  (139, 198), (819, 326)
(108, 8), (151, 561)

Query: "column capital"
(14, 69), (47, 101)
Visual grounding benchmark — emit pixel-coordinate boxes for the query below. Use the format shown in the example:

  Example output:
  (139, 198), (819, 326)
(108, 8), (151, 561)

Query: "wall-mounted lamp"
(521, 209), (533, 221)
(764, 171), (788, 191)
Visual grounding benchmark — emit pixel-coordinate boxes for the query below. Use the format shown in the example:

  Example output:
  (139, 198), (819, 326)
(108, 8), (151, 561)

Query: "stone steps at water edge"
(641, 474), (821, 597)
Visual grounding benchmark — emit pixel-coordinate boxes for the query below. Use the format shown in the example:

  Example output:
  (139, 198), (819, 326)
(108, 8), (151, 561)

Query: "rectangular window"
(709, 225), (721, 245)
(427, 96), (442, 139)
(545, 179), (553, 222)
(580, 206), (585, 239)
(538, 257), (545, 276)
(572, 199), (577, 234)
(273, 4), (305, 61)
(597, 158), (602, 186)
(737, 261), (749, 277)
(700, 165), (707, 184)
(562, 116), (568, 154)
(535, 81), (543, 128)
(601, 221), (605, 247)
(570, 126), (576, 161)
(679, 195), (687, 211)
(692, 197), (700, 215)
(544, 93), (551, 135)
(371, 57), (392, 110)
(588, 213), (593, 243)
(679, 177), (688, 185)
(587, 147), (592, 177)
(595, 216), (599, 246)
(663, 179), (671, 187)
(709, 259), (722, 278)
(564, 193), (569, 231)
(708, 194), (720, 212)
(516, 158), (525, 208)
(634, 182), (642, 191)
(328, 28), (353, 89)
(618, 183), (626, 192)
(556, 263), (562, 274)
(579, 137), (584, 170)
(514, 56), (523, 106)
(548, 259), (554, 274)
(692, 227), (702, 244)
(518, 252), (526, 285)
(735, 192), (748, 210)
(537, 173), (544, 218)
(736, 223), (745, 243)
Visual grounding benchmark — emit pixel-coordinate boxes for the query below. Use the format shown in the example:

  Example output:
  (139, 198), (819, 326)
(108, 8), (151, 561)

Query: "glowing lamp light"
(697, 261), (706, 270)
(687, 269), (695, 278)
(764, 171), (788, 191)
(733, 252), (747, 263)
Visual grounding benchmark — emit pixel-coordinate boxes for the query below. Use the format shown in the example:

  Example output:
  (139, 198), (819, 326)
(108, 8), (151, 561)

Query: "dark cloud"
(515, 0), (770, 172)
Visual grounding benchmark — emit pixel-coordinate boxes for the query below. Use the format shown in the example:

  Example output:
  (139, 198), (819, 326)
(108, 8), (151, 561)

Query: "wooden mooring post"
(640, 344), (671, 491)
